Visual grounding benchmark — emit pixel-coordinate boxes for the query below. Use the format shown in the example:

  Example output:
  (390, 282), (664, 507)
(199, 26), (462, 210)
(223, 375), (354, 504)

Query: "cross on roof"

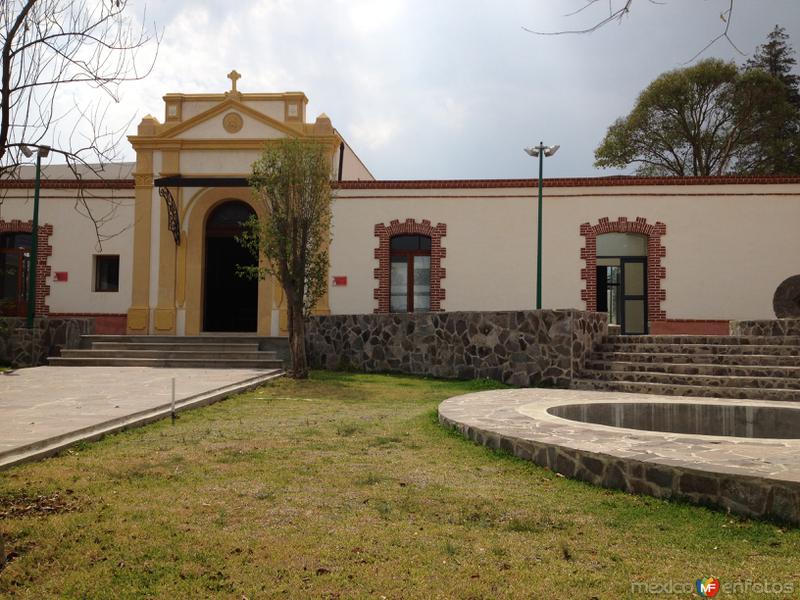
(227, 70), (241, 93)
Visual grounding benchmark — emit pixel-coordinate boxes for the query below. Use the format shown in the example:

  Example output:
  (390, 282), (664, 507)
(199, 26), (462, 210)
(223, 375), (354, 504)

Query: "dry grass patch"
(0, 371), (798, 598)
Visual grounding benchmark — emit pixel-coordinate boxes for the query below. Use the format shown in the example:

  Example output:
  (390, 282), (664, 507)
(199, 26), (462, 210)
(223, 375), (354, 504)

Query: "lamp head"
(37, 145), (50, 158)
(20, 145), (33, 158)
(544, 144), (560, 157)
(523, 147), (540, 157)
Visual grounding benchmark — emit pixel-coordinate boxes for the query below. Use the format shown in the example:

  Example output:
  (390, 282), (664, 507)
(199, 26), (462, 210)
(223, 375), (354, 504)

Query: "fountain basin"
(547, 402), (800, 439)
(439, 389), (800, 524)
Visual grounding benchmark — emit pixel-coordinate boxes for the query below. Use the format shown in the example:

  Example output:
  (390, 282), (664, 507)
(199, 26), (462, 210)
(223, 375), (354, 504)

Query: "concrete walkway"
(0, 366), (282, 470)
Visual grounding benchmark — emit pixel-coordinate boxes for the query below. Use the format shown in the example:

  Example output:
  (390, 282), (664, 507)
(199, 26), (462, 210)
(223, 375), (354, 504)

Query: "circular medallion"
(773, 274), (800, 318)
(222, 112), (243, 134)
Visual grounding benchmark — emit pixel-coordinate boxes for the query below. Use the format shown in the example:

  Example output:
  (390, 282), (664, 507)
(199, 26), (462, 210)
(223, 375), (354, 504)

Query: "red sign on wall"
(332, 276), (347, 286)
(54, 272), (68, 282)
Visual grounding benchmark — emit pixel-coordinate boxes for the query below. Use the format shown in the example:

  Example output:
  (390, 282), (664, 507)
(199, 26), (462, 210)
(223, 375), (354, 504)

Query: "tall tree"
(746, 25), (799, 107)
(741, 26), (800, 174)
(594, 58), (793, 176)
(238, 139), (333, 379)
(1, 0), (158, 241)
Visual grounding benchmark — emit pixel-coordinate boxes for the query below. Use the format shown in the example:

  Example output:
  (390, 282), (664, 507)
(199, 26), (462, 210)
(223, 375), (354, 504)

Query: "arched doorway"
(596, 232), (647, 334)
(203, 201), (258, 332)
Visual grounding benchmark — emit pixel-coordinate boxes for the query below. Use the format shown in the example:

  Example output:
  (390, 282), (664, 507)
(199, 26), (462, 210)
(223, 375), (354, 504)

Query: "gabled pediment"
(159, 98), (306, 141)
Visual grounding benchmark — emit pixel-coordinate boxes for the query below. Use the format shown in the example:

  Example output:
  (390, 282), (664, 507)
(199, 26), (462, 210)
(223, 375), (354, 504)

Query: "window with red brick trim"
(374, 219), (446, 314)
(580, 217), (666, 322)
(0, 219), (53, 316)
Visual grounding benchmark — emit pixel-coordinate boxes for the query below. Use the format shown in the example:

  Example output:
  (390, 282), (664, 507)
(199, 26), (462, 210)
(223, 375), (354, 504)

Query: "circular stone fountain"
(438, 389), (800, 524)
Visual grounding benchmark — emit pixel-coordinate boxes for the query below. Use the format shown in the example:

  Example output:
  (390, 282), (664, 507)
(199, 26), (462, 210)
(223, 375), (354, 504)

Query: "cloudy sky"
(101, 0), (799, 179)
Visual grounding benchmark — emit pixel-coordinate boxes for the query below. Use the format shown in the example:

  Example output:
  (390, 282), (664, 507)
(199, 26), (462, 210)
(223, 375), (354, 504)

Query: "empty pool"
(548, 402), (800, 439)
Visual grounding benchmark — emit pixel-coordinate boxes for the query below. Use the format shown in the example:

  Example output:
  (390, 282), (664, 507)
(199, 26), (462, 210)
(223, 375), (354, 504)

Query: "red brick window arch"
(374, 219), (446, 313)
(0, 219), (53, 316)
(580, 217), (666, 322)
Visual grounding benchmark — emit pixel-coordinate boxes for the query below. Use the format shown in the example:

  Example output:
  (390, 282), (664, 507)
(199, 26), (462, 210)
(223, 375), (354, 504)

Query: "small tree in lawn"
(238, 139), (333, 379)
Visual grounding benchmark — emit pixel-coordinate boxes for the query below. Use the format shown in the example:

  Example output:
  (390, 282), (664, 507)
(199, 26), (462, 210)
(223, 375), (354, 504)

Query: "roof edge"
(335, 175), (800, 189)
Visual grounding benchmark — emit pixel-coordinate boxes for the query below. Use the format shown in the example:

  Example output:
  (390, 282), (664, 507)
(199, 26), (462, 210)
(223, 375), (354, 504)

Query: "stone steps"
(581, 368), (800, 390)
(90, 342), (261, 352)
(47, 357), (284, 369)
(585, 360), (800, 379)
(620, 335), (800, 345)
(575, 333), (800, 402)
(49, 334), (289, 369)
(598, 343), (800, 356)
(573, 378), (800, 402)
(59, 349), (278, 361)
(592, 351), (800, 366)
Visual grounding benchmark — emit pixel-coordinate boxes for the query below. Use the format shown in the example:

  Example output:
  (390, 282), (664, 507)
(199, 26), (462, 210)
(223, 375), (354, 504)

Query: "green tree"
(594, 58), (793, 176)
(238, 139), (333, 379)
(746, 26), (799, 107)
(742, 26), (800, 174)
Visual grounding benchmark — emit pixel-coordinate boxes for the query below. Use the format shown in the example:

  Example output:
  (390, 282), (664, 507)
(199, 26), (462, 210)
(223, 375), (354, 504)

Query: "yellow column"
(126, 154), (154, 334)
(153, 150), (180, 335)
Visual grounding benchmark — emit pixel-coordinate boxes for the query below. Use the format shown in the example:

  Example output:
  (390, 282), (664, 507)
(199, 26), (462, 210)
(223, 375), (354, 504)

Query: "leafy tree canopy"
(238, 138), (333, 378)
(594, 58), (797, 176)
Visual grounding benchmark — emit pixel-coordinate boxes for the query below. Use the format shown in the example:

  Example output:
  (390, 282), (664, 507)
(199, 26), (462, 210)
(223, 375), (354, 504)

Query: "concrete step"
(585, 360), (800, 380)
(90, 342), (261, 352)
(572, 378), (800, 402)
(60, 349), (278, 360)
(591, 351), (800, 367)
(580, 368), (800, 391)
(80, 334), (287, 345)
(47, 357), (284, 369)
(598, 343), (800, 356)
(611, 335), (800, 345)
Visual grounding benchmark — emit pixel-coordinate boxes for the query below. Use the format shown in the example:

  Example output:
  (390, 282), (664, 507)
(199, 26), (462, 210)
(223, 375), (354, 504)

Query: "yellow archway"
(183, 187), (273, 335)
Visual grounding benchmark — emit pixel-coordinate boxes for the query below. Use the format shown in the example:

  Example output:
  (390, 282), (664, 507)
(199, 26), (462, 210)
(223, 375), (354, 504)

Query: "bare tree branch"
(0, 0), (160, 247)
(524, 0), (744, 62)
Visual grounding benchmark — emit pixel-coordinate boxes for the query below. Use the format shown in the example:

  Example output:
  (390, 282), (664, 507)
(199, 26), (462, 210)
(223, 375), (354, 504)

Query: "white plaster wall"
(0, 189), (135, 314)
(178, 101), (218, 121)
(330, 190), (537, 314)
(179, 150), (262, 175)
(340, 141), (374, 181)
(330, 184), (800, 321)
(543, 184), (800, 320)
(242, 100), (285, 122)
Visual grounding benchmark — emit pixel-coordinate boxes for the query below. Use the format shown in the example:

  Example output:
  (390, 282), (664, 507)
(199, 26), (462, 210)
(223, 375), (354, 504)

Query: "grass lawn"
(1, 372), (798, 599)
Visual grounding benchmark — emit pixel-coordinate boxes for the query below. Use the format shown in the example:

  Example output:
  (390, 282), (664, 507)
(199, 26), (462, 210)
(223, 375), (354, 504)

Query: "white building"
(2, 78), (799, 336)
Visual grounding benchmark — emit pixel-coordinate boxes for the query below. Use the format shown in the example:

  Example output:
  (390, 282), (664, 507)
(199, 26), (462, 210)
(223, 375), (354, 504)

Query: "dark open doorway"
(203, 201), (258, 332)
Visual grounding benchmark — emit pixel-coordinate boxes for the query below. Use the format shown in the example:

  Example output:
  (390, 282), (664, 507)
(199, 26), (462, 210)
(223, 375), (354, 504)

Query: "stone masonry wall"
(306, 310), (608, 387)
(0, 317), (94, 367)
(730, 318), (800, 337)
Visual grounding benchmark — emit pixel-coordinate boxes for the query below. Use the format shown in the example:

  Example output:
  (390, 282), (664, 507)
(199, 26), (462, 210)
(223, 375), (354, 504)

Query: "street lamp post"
(20, 144), (50, 329)
(524, 142), (559, 310)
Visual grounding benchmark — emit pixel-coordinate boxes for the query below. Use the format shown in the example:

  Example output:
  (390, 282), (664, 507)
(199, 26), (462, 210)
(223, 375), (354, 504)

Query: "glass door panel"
(413, 255), (430, 312)
(390, 256), (408, 313)
(624, 299), (646, 334)
(621, 257), (647, 334)
(623, 261), (644, 296)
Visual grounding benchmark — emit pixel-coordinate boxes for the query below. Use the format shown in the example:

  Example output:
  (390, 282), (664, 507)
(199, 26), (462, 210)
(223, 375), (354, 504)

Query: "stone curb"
(0, 370), (284, 471)
(438, 392), (800, 525)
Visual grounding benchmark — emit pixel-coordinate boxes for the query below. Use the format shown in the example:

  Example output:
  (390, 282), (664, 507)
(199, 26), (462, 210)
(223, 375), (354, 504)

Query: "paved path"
(439, 388), (800, 523)
(0, 366), (281, 469)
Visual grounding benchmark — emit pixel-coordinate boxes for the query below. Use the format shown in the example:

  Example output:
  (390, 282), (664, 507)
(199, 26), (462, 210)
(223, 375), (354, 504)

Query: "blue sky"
(96, 0), (800, 179)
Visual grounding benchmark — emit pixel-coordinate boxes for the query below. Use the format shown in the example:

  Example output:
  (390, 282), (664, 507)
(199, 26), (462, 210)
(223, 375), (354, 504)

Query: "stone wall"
(0, 317), (94, 367)
(730, 318), (800, 337)
(306, 310), (607, 387)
